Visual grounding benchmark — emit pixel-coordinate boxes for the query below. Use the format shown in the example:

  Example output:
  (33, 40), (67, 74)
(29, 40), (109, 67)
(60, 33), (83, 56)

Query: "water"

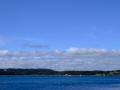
(0, 76), (120, 90)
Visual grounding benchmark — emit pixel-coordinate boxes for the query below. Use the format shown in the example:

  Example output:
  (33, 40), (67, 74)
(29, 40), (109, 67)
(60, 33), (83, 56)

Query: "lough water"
(0, 76), (120, 90)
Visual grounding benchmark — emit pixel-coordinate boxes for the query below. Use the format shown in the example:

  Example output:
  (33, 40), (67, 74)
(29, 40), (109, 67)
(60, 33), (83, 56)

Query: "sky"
(0, 0), (120, 70)
(0, 0), (120, 51)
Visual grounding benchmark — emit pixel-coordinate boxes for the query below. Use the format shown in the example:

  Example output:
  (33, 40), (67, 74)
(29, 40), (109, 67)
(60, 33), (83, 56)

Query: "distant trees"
(0, 69), (120, 76)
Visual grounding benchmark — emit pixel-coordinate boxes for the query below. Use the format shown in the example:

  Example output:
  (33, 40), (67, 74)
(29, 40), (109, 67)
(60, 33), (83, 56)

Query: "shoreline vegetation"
(0, 69), (120, 76)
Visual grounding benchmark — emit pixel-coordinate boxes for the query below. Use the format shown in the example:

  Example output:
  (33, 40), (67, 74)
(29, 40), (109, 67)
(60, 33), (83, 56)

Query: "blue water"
(0, 76), (120, 90)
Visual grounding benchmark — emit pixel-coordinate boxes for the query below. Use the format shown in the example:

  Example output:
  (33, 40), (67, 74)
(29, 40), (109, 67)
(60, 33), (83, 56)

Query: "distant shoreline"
(0, 69), (120, 76)
(0, 75), (120, 77)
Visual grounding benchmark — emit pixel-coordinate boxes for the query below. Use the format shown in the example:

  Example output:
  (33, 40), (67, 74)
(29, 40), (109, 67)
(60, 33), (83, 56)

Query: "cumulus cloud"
(0, 48), (120, 71)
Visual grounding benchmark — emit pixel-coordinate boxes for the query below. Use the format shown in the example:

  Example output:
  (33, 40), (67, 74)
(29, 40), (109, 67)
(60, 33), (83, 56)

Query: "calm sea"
(0, 76), (120, 90)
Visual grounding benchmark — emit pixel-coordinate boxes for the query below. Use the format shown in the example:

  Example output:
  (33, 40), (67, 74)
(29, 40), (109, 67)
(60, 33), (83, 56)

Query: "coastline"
(0, 69), (120, 76)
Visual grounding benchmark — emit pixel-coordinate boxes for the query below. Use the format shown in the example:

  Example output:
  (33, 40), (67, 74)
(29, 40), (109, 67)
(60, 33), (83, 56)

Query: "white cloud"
(0, 48), (120, 71)
(66, 48), (107, 53)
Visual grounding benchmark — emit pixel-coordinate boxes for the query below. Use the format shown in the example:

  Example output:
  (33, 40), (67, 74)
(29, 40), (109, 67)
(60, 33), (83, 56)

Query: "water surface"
(0, 76), (120, 90)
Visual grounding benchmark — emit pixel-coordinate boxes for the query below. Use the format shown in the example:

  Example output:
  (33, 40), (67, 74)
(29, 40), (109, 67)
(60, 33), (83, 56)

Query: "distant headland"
(0, 69), (120, 76)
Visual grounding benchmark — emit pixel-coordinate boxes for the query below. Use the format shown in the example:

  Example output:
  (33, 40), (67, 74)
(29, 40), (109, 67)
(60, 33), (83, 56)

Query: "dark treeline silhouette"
(0, 69), (120, 76)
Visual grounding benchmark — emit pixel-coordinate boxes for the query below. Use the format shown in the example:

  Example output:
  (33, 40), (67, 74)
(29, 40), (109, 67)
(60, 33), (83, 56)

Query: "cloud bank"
(0, 48), (120, 71)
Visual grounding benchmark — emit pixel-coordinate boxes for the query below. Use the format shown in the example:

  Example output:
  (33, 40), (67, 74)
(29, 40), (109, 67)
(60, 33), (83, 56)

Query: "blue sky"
(0, 0), (120, 51)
